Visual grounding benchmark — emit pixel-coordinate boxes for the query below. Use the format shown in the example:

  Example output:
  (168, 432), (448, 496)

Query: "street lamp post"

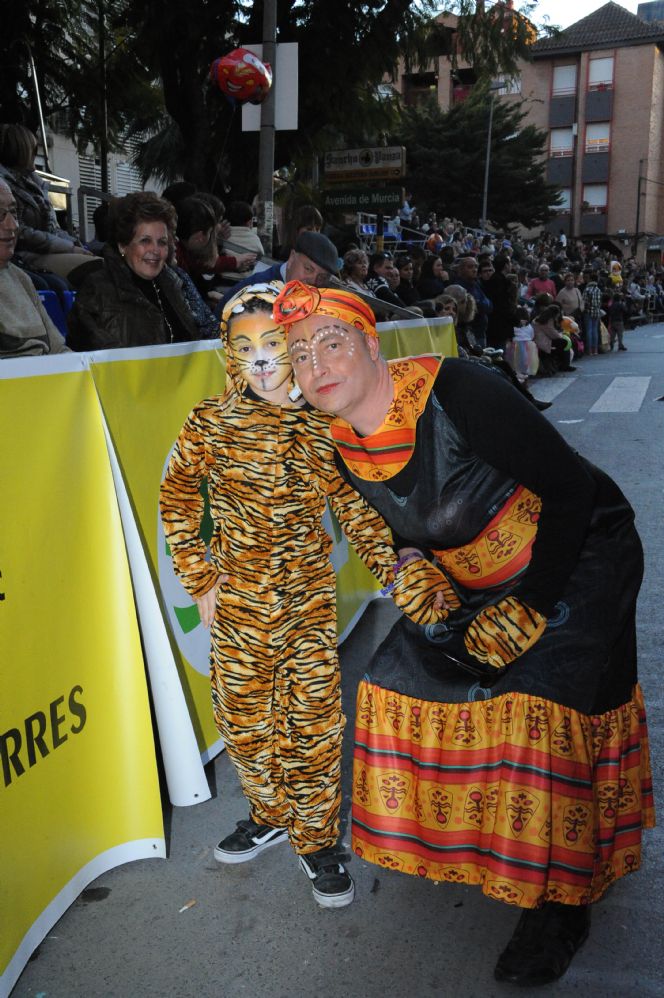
(480, 81), (505, 233)
(634, 157), (644, 257)
(480, 96), (494, 233)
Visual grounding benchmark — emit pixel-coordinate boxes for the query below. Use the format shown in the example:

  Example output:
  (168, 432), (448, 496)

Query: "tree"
(222, 1), (544, 194)
(450, 0), (540, 82)
(126, 0), (546, 195)
(122, 0), (246, 189)
(0, 1), (162, 173)
(0, 2), (98, 140)
(123, 0), (441, 193)
(391, 89), (560, 229)
(1, 1), (551, 203)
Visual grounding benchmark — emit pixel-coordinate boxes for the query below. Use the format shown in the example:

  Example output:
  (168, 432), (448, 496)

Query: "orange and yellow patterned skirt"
(352, 680), (655, 908)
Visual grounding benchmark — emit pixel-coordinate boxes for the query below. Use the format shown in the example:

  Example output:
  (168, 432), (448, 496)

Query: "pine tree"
(392, 88), (561, 229)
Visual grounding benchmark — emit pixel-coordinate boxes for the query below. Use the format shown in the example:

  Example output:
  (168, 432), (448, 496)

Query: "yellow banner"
(0, 361), (164, 996)
(0, 319), (457, 992)
(91, 343), (228, 762)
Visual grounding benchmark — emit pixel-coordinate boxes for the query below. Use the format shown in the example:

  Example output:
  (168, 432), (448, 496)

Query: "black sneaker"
(298, 847), (355, 909)
(214, 818), (288, 864)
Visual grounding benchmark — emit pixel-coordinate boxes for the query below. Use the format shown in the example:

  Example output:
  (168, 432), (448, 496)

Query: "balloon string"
(211, 102), (237, 192)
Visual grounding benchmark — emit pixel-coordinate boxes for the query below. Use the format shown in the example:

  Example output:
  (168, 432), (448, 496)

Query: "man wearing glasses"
(0, 179), (69, 357)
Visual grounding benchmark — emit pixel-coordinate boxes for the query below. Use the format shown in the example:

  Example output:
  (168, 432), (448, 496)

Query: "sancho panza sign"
(324, 147), (406, 183)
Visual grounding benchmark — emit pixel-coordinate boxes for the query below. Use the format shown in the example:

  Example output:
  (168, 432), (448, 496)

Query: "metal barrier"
(355, 213), (487, 253)
(356, 213), (433, 251)
(356, 213), (402, 251)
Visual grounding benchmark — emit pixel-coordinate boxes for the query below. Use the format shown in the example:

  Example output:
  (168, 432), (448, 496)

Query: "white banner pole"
(101, 414), (212, 807)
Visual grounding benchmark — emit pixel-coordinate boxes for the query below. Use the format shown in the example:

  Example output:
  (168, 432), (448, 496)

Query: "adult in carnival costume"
(159, 283), (452, 910)
(274, 279), (655, 986)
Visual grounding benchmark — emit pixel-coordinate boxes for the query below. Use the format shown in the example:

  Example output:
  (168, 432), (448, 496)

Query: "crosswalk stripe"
(589, 376), (651, 413)
(530, 377), (576, 403)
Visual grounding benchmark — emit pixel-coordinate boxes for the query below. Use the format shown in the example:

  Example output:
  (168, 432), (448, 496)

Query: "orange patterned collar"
(330, 355), (442, 481)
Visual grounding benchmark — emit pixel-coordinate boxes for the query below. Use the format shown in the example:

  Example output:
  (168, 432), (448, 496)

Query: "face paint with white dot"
(290, 323), (356, 376)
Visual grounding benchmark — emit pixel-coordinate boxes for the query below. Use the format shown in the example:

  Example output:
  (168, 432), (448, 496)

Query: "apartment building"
(526, 2), (664, 253)
(394, 2), (664, 256)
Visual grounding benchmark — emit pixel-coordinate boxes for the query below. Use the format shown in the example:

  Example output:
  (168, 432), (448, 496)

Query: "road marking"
(589, 376), (651, 413)
(530, 377), (576, 403)
(558, 419), (584, 424)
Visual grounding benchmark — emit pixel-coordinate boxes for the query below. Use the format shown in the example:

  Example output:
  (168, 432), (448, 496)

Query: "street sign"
(322, 188), (403, 212)
(324, 146), (406, 183)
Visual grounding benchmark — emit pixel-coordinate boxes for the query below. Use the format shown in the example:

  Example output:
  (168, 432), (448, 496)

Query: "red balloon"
(210, 48), (273, 105)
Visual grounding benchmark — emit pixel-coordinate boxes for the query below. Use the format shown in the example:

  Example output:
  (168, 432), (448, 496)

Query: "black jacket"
(68, 248), (199, 351)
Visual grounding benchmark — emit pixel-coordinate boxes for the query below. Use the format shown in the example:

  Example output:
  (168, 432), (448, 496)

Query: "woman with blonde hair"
(341, 248), (370, 293)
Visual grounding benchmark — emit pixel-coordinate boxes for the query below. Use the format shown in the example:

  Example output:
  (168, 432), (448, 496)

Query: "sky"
(530, 0), (641, 30)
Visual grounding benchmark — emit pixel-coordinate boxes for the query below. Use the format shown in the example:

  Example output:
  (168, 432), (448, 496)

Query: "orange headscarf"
(273, 280), (378, 337)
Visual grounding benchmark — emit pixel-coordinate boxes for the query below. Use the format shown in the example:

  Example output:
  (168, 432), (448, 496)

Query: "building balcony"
(547, 156), (574, 186)
(582, 152), (610, 183)
(549, 95), (576, 128)
(579, 210), (608, 236)
(545, 214), (571, 237)
(585, 89), (614, 122)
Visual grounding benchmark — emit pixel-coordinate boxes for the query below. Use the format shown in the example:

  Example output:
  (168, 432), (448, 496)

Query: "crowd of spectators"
(2, 122), (664, 365)
(333, 215), (664, 392)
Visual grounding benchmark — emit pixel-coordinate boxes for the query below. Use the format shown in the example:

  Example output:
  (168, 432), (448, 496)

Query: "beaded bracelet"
(380, 551), (423, 596)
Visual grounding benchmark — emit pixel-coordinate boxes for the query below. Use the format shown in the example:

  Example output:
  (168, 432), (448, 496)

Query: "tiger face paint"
(227, 312), (292, 404)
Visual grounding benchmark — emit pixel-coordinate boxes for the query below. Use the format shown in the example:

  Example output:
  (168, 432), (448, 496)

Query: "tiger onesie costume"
(160, 283), (449, 859)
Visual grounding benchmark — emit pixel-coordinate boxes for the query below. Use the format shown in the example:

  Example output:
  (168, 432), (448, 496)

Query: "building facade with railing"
(391, 2), (664, 256)
(525, 2), (664, 252)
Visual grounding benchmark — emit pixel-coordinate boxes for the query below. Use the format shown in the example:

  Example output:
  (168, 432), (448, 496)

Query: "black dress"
(332, 356), (654, 909)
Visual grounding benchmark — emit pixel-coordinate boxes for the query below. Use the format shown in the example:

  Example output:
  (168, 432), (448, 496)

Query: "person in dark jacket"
(394, 254), (420, 306)
(68, 192), (199, 351)
(483, 253), (519, 350)
(415, 255), (448, 299)
(607, 291), (629, 351)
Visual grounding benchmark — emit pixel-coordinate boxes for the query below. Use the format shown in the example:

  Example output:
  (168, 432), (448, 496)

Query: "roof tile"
(532, 1), (664, 55)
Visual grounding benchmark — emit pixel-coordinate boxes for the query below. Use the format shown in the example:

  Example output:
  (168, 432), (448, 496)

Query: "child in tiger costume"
(159, 282), (455, 908)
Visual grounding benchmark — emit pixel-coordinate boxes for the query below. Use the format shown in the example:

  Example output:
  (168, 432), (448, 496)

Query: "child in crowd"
(607, 291), (629, 351)
(159, 282), (452, 911)
(561, 315), (584, 360)
(504, 305), (538, 383)
(532, 299), (575, 375)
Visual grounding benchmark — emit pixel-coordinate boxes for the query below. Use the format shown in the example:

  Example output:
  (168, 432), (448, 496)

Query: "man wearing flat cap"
(217, 230), (339, 308)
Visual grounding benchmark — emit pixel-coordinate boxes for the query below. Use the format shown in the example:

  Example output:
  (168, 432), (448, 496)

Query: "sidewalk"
(11, 594), (662, 998)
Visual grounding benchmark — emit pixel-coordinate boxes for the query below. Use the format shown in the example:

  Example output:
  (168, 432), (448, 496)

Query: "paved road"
(12, 324), (664, 998)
